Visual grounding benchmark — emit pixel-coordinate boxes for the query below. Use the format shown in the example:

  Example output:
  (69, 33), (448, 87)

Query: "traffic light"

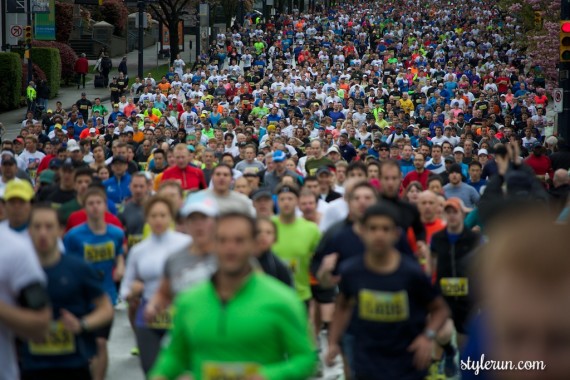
(560, 21), (570, 62)
(534, 11), (542, 30)
(24, 25), (32, 45)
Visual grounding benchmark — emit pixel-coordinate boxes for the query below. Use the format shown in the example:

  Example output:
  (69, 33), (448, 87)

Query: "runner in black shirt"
(326, 203), (449, 380)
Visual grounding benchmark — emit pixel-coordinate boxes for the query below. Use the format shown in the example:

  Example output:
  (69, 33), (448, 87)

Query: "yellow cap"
(4, 180), (34, 202)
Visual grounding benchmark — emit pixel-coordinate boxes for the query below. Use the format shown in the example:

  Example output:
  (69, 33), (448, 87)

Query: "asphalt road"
(108, 304), (145, 380)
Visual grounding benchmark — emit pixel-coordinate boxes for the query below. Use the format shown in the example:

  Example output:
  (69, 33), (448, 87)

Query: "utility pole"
(137, 0), (145, 79)
(26, 0), (32, 83)
(1, 0), (7, 51)
(560, 0), (570, 141)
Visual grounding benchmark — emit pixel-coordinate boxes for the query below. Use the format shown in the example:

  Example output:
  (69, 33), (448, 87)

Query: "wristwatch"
(80, 319), (89, 333)
(424, 328), (436, 340)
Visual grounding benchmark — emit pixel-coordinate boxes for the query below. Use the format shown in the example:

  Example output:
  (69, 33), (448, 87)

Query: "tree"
(55, 2), (74, 43)
(213, 0), (253, 28)
(149, 0), (197, 65)
(500, 0), (560, 88)
(100, 0), (129, 36)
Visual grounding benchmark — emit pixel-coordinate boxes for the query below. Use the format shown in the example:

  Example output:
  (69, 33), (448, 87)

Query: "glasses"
(379, 148), (388, 151)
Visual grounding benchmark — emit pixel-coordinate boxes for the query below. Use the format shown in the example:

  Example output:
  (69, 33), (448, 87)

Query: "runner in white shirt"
(0, 210), (50, 380)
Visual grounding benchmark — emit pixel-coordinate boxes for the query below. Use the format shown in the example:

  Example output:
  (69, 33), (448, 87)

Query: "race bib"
(203, 362), (261, 380)
(147, 307), (174, 330)
(127, 234), (143, 248)
(29, 321), (75, 355)
(358, 289), (409, 322)
(84, 241), (115, 263)
(440, 277), (469, 297)
(285, 257), (300, 274)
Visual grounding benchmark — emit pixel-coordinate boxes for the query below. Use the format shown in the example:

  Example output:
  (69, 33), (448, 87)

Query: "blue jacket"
(103, 173), (132, 205)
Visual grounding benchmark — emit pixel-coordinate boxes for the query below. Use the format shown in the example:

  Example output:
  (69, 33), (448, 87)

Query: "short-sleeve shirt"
(339, 254), (439, 380)
(272, 217), (320, 301)
(163, 251), (217, 297)
(0, 226), (46, 380)
(63, 224), (124, 304)
(20, 255), (104, 371)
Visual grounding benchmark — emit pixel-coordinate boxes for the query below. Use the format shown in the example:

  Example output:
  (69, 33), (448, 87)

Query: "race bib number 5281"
(83, 242), (115, 262)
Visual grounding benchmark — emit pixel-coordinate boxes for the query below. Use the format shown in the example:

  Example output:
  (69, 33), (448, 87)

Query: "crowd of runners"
(2, 0), (570, 379)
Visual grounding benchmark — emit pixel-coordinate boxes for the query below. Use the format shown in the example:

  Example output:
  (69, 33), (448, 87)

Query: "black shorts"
(92, 319), (114, 340)
(311, 284), (337, 304)
(22, 367), (92, 380)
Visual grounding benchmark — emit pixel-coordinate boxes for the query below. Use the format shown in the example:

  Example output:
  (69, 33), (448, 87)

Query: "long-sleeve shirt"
(120, 231), (192, 301)
(149, 273), (317, 380)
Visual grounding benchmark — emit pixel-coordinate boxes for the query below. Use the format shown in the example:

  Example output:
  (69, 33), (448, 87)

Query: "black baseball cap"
(251, 188), (273, 201)
(111, 156), (128, 165)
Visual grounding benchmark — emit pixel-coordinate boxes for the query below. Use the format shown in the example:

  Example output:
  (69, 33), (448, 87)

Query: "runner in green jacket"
(149, 211), (317, 380)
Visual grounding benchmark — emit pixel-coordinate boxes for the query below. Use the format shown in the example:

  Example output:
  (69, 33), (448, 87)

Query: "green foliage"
(32, 41), (78, 84)
(99, 0), (129, 36)
(0, 53), (23, 112)
(55, 1), (74, 42)
(31, 47), (61, 98)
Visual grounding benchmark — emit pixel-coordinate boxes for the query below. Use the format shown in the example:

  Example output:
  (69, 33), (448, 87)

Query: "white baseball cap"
(180, 193), (219, 218)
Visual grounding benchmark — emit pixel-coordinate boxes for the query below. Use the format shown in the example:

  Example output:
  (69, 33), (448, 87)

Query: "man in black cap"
(316, 166), (342, 203)
(44, 158), (77, 207)
(75, 92), (92, 120)
(0, 151), (19, 192)
(110, 77), (121, 104)
(251, 188), (274, 218)
(103, 155), (132, 207)
(443, 164), (480, 209)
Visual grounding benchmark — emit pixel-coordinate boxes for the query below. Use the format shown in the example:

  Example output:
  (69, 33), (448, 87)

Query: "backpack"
(102, 57), (112, 70)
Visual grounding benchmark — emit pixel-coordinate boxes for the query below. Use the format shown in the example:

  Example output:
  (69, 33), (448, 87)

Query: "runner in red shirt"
(161, 144), (207, 191)
(402, 152), (432, 191)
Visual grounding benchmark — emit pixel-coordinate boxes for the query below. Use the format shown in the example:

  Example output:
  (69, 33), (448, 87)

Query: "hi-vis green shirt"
(149, 273), (317, 380)
(26, 86), (36, 101)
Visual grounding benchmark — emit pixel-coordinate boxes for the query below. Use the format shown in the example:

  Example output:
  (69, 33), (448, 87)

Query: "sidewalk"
(1, 43), (170, 141)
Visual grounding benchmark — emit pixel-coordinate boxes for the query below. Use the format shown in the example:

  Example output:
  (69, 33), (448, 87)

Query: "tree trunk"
(169, 18), (180, 65)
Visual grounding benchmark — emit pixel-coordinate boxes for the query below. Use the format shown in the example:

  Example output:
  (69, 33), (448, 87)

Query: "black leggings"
(135, 327), (167, 374)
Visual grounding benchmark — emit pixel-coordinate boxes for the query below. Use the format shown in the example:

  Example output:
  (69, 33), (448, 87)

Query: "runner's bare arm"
(61, 293), (113, 333)
(145, 277), (173, 322)
(326, 293), (354, 366)
(113, 255), (125, 282)
(0, 287), (51, 341)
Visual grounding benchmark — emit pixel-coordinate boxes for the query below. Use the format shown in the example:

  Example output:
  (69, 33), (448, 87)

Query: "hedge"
(0, 53), (22, 112)
(31, 47), (61, 98)
(14, 42), (78, 86)
(32, 41), (77, 85)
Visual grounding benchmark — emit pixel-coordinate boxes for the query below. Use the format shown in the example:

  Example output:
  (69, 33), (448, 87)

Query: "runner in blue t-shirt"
(21, 205), (114, 380)
(63, 186), (124, 380)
